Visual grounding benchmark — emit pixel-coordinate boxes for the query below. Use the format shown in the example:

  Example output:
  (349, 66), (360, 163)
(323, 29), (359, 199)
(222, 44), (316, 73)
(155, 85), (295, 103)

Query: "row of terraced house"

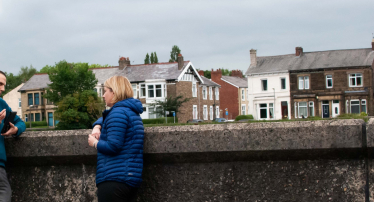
(3, 39), (374, 125)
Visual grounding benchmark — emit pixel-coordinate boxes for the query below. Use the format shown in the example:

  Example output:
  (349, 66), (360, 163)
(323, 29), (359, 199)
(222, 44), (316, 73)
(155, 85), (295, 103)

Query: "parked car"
(187, 119), (204, 123)
(213, 118), (227, 122)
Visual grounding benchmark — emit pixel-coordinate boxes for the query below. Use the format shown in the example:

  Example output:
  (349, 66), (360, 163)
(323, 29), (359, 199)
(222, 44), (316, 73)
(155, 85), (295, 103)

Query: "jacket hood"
(112, 98), (143, 114)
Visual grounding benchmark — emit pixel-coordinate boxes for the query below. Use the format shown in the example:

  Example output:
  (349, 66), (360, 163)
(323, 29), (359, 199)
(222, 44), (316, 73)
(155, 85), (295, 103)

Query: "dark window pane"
(351, 101), (360, 105)
(260, 109), (267, 118)
(362, 106), (367, 113)
(156, 89), (162, 97)
(28, 94), (33, 105)
(281, 78), (286, 89)
(351, 105), (360, 114)
(327, 79), (332, 87)
(357, 77), (362, 86)
(35, 113), (40, 121)
(148, 85), (154, 97)
(262, 80), (267, 91)
(260, 104), (267, 108)
(34, 93), (39, 105)
(351, 78), (356, 86)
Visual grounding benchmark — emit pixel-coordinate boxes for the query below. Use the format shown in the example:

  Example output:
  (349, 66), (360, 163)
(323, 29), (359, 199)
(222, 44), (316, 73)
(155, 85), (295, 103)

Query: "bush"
(142, 117), (178, 125)
(235, 115), (254, 121)
(25, 121), (48, 128)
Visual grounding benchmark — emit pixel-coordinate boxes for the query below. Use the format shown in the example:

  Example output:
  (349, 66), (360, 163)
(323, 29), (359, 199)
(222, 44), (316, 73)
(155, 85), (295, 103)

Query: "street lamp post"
(273, 88), (275, 119)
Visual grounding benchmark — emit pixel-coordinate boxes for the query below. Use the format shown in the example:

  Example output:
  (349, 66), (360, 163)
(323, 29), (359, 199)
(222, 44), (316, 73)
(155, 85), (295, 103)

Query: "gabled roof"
(19, 74), (50, 91)
(221, 76), (248, 88)
(91, 61), (190, 84)
(200, 76), (221, 87)
(246, 48), (374, 75)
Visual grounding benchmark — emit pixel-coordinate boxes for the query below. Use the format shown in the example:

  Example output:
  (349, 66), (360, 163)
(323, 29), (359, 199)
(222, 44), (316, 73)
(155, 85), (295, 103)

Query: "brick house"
(91, 54), (220, 123)
(210, 69), (248, 119)
(290, 46), (374, 118)
(18, 74), (56, 126)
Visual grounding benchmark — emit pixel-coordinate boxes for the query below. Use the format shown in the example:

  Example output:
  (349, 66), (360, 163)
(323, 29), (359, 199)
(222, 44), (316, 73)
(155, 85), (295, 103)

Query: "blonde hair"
(104, 76), (133, 104)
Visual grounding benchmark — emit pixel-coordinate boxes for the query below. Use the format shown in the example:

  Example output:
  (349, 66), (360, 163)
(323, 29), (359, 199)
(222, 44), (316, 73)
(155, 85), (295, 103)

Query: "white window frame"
(326, 75), (333, 88)
(346, 100), (349, 114)
(241, 89), (245, 101)
(215, 87), (219, 100)
(192, 83), (197, 97)
(132, 84), (137, 98)
(241, 104), (246, 115)
(349, 73), (363, 87)
(209, 87), (213, 100)
(261, 79), (268, 91)
(203, 105), (208, 120)
(294, 102), (297, 118)
(210, 106), (213, 120)
(259, 103), (268, 120)
(309, 101), (314, 117)
(202, 86), (207, 100)
(216, 106), (219, 118)
(193, 105), (198, 119)
(298, 102), (308, 118)
(362, 99), (367, 113)
(140, 83), (146, 98)
(146, 83), (165, 98)
(269, 103), (274, 119)
(298, 76), (309, 90)
(280, 78), (286, 90)
(19, 98), (21, 108)
(350, 100), (360, 114)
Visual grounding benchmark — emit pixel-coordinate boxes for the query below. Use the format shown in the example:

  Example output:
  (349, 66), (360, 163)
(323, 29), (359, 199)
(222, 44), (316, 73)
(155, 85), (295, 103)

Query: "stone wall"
(4, 119), (374, 201)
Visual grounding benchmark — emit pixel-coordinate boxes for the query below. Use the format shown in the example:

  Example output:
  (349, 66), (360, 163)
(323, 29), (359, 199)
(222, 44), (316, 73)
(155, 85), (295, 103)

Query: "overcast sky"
(1, 0), (373, 75)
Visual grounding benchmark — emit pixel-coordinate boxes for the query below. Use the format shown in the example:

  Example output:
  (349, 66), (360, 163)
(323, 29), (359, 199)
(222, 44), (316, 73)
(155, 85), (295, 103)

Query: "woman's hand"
(88, 134), (98, 148)
(92, 125), (101, 140)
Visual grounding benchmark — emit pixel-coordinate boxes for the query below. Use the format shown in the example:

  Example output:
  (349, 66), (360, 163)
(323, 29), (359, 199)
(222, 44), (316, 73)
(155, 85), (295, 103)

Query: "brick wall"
(211, 70), (239, 119)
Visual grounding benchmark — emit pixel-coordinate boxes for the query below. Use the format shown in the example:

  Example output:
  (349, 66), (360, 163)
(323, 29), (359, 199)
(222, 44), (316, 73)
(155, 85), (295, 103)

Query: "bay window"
(298, 102), (308, 118)
(350, 100), (360, 114)
(140, 84), (146, 97)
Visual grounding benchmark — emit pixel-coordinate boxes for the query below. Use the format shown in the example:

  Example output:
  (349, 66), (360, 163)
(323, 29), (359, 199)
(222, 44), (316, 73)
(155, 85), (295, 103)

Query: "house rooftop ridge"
(258, 48), (372, 58)
(89, 61), (191, 70)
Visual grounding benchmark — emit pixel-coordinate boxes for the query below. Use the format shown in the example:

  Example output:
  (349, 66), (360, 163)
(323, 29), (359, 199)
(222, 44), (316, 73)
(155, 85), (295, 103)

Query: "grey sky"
(1, 0), (373, 75)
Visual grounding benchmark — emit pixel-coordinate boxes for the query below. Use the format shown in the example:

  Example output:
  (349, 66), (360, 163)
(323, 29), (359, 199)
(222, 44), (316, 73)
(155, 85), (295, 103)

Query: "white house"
(245, 49), (291, 120)
(2, 83), (24, 119)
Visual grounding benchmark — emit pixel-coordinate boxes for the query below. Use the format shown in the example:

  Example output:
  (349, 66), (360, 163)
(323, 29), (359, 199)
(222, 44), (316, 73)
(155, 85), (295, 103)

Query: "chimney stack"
(198, 70), (205, 76)
(296, 47), (303, 56)
(211, 69), (222, 82)
(250, 49), (257, 67)
(177, 54), (184, 70)
(118, 57), (131, 70)
(231, 70), (243, 78)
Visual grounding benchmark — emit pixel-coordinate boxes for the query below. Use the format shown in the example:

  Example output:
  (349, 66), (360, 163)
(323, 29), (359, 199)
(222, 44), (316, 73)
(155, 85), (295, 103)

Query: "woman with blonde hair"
(88, 75), (144, 202)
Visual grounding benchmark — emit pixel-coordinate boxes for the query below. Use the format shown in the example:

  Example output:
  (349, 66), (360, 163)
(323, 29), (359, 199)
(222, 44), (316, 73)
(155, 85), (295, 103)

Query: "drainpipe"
(273, 88), (275, 119)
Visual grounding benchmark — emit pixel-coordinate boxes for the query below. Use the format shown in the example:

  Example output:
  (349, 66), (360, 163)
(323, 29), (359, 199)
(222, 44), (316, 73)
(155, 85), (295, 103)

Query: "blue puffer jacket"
(93, 98), (144, 187)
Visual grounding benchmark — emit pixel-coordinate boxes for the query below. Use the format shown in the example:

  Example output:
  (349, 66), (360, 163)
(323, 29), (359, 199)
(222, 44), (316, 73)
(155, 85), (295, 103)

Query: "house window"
(298, 102), (308, 118)
(281, 78), (286, 90)
(140, 84), (146, 97)
(241, 89), (245, 100)
(155, 84), (162, 97)
(261, 79), (268, 91)
(148, 107), (157, 119)
(309, 101), (314, 117)
(216, 106), (219, 118)
(19, 98), (21, 108)
(203, 87), (207, 100)
(99, 88), (103, 97)
(28, 93), (33, 105)
(132, 84), (137, 98)
(298, 76), (309, 90)
(350, 100), (360, 114)
(148, 85), (154, 98)
(210, 106), (213, 120)
(35, 113), (40, 122)
(346, 100), (349, 114)
(241, 105), (246, 115)
(215, 88), (219, 100)
(192, 84), (197, 97)
(294, 102), (297, 118)
(203, 105), (208, 120)
(259, 103), (267, 119)
(326, 75), (333, 88)
(362, 100), (367, 113)
(209, 87), (213, 100)
(164, 84), (167, 98)
(193, 105), (198, 119)
(34, 93), (39, 105)
(269, 103), (274, 118)
(349, 73), (362, 87)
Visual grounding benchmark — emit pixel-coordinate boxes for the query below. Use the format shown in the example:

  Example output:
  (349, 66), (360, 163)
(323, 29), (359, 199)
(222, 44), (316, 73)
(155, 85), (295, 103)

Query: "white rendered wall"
(247, 73), (291, 120)
(3, 83), (24, 118)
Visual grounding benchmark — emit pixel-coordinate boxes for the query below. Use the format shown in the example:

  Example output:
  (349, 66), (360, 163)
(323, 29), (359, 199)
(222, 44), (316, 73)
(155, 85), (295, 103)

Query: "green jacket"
(0, 98), (26, 167)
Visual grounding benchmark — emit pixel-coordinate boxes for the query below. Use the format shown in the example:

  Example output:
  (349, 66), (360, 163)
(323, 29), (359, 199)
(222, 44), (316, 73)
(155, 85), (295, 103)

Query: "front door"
(332, 100), (340, 118)
(48, 112), (53, 126)
(281, 101), (288, 119)
(322, 101), (329, 118)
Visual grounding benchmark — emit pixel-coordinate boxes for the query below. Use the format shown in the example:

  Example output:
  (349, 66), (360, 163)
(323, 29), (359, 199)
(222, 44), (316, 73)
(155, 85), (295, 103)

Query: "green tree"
(54, 90), (105, 130)
(39, 65), (55, 74)
(44, 60), (98, 104)
(169, 45), (181, 62)
(204, 70), (211, 79)
(18, 65), (37, 82)
(154, 52), (158, 63)
(150, 52), (155, 64)
(144, 53), (150, 64)
(44, 60), (103, 130)
(149, 95), (191, 118)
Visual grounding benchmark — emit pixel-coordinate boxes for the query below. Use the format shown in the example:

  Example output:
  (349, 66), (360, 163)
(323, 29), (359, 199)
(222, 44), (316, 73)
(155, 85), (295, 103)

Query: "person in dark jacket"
(0, 70), (26, 202)
(88, 75), (144, 202)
